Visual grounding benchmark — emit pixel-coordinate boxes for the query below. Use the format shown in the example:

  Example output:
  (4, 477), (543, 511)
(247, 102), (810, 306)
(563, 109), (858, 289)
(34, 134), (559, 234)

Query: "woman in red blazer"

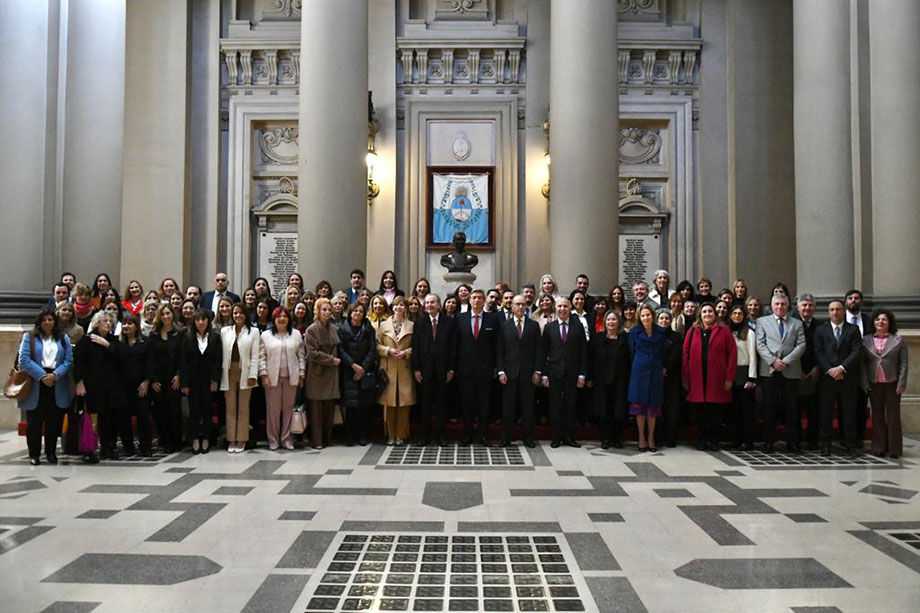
(682, 303), (737, 451)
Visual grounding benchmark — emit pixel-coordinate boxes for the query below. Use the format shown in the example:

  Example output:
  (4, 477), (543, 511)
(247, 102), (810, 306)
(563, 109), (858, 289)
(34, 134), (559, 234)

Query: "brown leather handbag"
(3, 335), (34, 400)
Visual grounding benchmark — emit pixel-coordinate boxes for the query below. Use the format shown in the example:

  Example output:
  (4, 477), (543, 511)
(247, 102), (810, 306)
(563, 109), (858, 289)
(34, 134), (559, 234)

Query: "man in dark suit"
(412, 293), (457, 446)
(496, 294), (541, 447)
(794, 293), (823, 450)
(813, 300), (863, 456)
(573, 274), (595, 315)
(845, 289), (872, 447)
(539, 296), (587, 448)
(455, 289), (501, 445)
(201, 272), (240, 314)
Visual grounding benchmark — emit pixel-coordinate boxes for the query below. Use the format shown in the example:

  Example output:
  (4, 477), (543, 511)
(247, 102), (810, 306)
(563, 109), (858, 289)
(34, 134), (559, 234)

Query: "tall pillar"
(299, 0), (368, 285)
(793, 0), (854, 298)
(869, 0), (920, 296)
(120, 0), (190, 288)
(549, 0), (618, 291)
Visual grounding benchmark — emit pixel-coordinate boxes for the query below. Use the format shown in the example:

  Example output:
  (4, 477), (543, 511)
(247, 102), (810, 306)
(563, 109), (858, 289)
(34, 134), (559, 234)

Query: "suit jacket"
(755, 314), (806, 378)
(455, 310), (500, 377)
(17, 333), (73, 411)
(201, 290), (241, 313)
(74, 333), (125, 412)
(539, 317), (587, 380)
(813, 321), (862, 381)
(862, 334), (909, 390)
(180, 331), (222, 387)
(496, 316), (541, 380)
(796, 316), (824, 375)
(412, 313), (457, 380)
(682, 324), (738, 404)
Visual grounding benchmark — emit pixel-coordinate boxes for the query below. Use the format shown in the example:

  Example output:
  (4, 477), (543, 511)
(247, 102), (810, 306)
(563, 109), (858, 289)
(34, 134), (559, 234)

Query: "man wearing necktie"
(454, 289), (500, 446)
(412, 294), (457, 446)
(539, 297), (587, 448)
(496, 295), (542, 448)
(813, 300), (862, 456)
(755, 294), (806, 452)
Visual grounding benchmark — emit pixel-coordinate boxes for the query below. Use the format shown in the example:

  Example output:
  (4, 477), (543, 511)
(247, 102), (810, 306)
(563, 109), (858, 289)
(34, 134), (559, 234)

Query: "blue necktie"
(778, 318), (785, 338)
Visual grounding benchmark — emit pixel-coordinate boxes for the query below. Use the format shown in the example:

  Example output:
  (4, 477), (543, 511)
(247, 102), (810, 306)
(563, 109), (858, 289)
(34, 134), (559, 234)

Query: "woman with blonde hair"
(376, 296), (414, 445)
(627, 304), (667, 452)
(158, 277), (180, 303)
(147, 304), (184, 452)
(405, 295), (422, 322)
(281, 285), (302, 310)
(368, 294), (390, 329)
(539, 274), (559, 299)
(72, 282), (96, 332)
(304, 298), (341, 449)
(122, 280), (145, 315)
(140, 300), (159, 336)
(213, 296), (235, 330)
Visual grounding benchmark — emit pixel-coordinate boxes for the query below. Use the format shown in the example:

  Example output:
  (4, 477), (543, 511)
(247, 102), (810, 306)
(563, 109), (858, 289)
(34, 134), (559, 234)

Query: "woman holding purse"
(74, 312), (125, 460)
(376, 296), (414, 446)
(17, 307), (73, 465)
(260, 307), (306, 450)
(221, 303), (260, 453)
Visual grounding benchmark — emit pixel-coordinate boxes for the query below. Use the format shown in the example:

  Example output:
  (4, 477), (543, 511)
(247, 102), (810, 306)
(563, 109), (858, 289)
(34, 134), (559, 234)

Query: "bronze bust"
(440, 231), (478, 273)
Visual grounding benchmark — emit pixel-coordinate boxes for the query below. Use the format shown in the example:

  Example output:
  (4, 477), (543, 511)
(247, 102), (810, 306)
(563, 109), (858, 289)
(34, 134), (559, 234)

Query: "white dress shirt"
(41, 337), (59, 369)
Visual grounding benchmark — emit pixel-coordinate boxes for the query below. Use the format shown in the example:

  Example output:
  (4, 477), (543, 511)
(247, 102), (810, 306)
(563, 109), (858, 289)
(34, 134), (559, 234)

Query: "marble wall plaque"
(259, 231), (298, 297)
(619, 234), (660, 298)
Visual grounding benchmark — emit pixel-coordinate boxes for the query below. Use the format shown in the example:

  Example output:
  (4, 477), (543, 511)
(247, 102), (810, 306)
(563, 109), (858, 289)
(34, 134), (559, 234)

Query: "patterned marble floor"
(0, 432), (918, 613)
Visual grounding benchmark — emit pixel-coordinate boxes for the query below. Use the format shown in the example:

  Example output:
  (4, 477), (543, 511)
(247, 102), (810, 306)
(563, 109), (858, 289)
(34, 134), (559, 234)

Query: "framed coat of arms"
(427, 167), (494, 248)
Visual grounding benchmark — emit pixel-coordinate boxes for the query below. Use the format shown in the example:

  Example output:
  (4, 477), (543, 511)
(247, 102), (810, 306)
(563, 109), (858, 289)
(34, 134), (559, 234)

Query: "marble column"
(298, 0), (368, 285)
(549, 0), (618, 291)
(793, 0), (853, 297)
(120, 0), (189, 287)
(869, 0), (920, 296)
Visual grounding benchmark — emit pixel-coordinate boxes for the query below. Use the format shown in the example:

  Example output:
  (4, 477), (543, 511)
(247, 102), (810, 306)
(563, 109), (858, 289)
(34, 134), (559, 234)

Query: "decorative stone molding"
(619, 128), (662, 165)
(618, 40), (701, 90)
(259, 0), (302, 20)
(618, 0), (661, 18)
(259, 127), (298, 165)
(396, 39), (526, 88)
(221, 41), (301, 92)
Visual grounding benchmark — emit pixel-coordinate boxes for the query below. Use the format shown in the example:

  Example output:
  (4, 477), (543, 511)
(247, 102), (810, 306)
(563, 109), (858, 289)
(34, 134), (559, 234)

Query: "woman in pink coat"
(682, 303), (737, 451)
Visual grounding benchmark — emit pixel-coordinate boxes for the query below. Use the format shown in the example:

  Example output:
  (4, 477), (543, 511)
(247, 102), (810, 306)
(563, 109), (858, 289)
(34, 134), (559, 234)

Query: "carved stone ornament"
(260, 127), (299, 165)
(619, 128), (662, 165)
(278, 176), (297, 195)
(452, 134), (471, 161)
(261, 0), (302, 20)
(618, 0), (656, 15)
(625, 178), (642, 196)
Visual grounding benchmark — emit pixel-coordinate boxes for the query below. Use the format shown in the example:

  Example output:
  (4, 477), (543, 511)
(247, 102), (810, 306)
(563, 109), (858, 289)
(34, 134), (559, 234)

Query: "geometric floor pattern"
(0, 429), (918, 612)
(303, 533), (590, 612)
(383, 444), (529, 468)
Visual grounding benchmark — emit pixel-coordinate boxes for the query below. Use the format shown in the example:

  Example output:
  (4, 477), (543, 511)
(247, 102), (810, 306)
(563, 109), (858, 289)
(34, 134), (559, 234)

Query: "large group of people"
(16, 267), (908, 465)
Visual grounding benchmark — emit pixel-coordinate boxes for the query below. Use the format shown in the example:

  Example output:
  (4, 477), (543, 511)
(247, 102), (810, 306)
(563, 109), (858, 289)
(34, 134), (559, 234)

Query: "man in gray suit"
(756, 294), (806, 452)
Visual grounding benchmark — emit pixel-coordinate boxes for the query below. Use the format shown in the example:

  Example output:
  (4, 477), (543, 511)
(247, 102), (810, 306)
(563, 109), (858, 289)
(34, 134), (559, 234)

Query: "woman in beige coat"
(220, 303), (260, 453)
(376, 296), (415, 445)
(305, 297), (341, 449)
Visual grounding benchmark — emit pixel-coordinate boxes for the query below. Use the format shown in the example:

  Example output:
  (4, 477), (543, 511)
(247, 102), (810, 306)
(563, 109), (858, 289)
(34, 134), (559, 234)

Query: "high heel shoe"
(191, 439), (200, 455)
(201, 439), (210, 454)
(638, 445), (648, 452)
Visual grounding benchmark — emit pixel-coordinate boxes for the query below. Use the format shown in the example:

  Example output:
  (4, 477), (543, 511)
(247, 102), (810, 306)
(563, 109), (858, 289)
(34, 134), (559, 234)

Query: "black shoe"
(638, 446), (648, 452)
(807, 442), (819, 451)
(890, 453), (900, 459)
(550, 440), (561, 449)
(788, 444), (801, 454)
(82, 453), (99, 464)
(666, 441), (677, 448)
(29, 456), (40, 466)
(123, 447), (137, 457)
(417, 439), (431, 447)
(739, 442), (753, 451)
(100, 450), (116, 461)
(763, 443), (775, 453)
(140, 449), (153, 458)
(524, 441), (536, 449)
(649, 447), (658, 453)
(565, 439), (581, 448)
(477, 438), (491, 448)
(46, 452), (58, 465)
(359, 438), (368, 446)
(612, 440), (623, 449)
(709, 442), (720, 452)
(696, 441), (708, 451)
(501, 439), (513, 448)
(600, 440), (611, 450)
(820, 445), (831, 457)
(438, 438), (448, 447)
(847, 447), (859, 458)
(460, 437), (473, 447)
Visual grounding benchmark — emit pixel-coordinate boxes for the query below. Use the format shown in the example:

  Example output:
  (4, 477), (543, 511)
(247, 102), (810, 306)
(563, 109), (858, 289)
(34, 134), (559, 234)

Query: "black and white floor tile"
(0, 432), (918, 612)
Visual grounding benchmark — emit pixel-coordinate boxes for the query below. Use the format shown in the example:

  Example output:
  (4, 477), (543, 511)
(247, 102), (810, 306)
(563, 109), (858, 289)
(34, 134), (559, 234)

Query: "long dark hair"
(91, 273), (113, 298)
(32, 307), (62, 341)
(186, 308), (213, 339)
(378, 269), (400, 294)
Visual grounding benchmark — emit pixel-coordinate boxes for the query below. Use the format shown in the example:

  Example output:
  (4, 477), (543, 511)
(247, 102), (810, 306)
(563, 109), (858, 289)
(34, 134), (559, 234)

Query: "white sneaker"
(387, 439), (395, 446)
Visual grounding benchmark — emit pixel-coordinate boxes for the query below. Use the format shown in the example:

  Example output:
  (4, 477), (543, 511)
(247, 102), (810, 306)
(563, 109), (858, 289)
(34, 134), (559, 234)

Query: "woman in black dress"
(146, 304), (184, 453)
(338, 302), (378, 446)
(74, 311), (126, 460)
(588, 310), (630, 449)
(114, 315), (153, 456)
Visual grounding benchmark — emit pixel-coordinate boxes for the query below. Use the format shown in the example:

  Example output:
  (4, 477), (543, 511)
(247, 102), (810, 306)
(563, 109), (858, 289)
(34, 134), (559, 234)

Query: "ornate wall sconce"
(367, 92), (380, 206)
(542, 117), (551, 200)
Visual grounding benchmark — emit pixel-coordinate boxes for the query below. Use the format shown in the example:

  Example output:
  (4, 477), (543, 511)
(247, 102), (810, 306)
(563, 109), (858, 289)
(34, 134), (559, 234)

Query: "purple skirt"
(629, 402), (661, 418)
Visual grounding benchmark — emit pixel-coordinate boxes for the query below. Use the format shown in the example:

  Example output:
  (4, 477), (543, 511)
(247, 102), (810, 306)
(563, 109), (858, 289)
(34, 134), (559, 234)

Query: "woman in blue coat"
(18, 307), (73, 465)
(628, 304), (667, 452)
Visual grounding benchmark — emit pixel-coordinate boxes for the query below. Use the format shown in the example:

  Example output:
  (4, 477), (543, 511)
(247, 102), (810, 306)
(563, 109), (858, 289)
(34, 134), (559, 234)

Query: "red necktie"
(432, 317), (437, 341)
(517, 319), (523, 339)
(473, 314), (480, 339)
(561, 321), (568, 344)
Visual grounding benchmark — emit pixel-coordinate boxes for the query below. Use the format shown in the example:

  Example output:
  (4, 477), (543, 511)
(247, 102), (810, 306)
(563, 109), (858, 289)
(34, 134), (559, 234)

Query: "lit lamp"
(542, 118), (551, 200)
(367, 92), (380, 205)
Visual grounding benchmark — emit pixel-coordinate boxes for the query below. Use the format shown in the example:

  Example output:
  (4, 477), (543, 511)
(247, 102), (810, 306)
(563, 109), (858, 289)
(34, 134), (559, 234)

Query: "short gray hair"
(653, 269), (669, 279)
(425, 293), (441, 305)
(796, 293), (815, 305)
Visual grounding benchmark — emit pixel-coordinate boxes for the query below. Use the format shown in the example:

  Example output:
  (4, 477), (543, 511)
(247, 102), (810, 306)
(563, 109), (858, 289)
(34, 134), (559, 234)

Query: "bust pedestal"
(442, 271), (477, 294)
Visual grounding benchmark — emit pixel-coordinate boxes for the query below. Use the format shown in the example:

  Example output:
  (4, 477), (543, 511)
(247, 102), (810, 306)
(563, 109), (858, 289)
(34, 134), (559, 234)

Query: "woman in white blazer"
(259, 307), (305, 450)
(220, 303), (260, 453)
(729, 305), (758, 450)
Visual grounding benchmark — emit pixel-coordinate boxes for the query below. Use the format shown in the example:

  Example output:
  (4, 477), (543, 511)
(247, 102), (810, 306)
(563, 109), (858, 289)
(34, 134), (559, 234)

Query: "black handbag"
(375, 368), (389, 393)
